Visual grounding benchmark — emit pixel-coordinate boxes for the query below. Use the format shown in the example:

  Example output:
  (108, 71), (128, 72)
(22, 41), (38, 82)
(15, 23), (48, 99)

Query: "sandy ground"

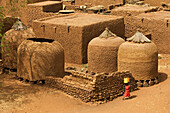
(0, 54), (169, 113)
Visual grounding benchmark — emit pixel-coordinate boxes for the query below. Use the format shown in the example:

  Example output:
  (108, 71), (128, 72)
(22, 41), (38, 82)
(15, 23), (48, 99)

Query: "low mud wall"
(46, 70), (137, 103)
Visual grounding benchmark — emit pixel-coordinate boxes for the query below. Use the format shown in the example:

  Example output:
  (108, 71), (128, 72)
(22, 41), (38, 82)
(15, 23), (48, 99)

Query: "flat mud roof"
(28, 1), (62, 7)
(113, 5), (158, 12)
(137, 11), (170, 20)
(41, 14), (122, 27)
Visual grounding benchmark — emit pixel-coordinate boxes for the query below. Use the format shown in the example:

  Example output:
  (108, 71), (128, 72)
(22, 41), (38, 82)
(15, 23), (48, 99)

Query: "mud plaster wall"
(125, 12), (170, 54)
(144, 0), (170, 6)
(46, 70), (137, 103)
(75, 0), (125, 7)
(111, 6), (158, 17)
(110, 5), (158, 37)
(32, 14), (125, 64)
(0, 0), (62, 27)
(22, 2), (62, 27)
(27, 0), (61, 3)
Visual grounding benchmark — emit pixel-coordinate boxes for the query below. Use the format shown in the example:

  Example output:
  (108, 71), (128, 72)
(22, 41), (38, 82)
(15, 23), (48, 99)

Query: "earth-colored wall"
(0, 0), (62, 27)
(144, 0), (170, 6)
(125, 11), (170, 54)
(22, 1), (62, 27)
(75, 0), (125, 7)
(32, 14), (125, 64)
(46, 70), (137, 103)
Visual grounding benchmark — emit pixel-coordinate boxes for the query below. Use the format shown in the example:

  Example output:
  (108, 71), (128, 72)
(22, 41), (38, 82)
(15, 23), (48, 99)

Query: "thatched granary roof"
(12, 19), (27, 31)
(126, 31), (151, 43)
(99, 27), (117, 39)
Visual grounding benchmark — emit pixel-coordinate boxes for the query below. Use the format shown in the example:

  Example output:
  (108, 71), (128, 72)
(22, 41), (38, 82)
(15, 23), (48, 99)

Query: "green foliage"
(0, 0), (32, 56)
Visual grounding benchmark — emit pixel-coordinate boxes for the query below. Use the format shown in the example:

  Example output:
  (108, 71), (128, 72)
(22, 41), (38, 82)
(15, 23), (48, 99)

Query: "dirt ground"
(0, 54), (170, 113)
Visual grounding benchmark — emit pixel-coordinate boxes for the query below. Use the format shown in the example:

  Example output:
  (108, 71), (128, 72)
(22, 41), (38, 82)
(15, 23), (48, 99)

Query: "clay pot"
(88, 28), (125, 73)
(17, 38), (65, 81)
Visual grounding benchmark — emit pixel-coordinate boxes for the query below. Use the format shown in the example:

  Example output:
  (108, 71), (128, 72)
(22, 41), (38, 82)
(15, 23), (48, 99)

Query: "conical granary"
(118, 31), (158, 82)
(88, 28), (125, 73)
(1, 19), (35, 70)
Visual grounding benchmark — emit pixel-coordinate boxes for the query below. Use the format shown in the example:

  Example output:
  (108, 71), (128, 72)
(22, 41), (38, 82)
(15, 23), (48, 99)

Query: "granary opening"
(27, 38), (54, 43)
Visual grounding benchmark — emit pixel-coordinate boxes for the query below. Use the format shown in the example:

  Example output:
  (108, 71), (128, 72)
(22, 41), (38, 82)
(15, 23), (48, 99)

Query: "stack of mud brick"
(22, 1), (63, 27)
(46, 70), (137, 103)
(32, 13), (124, 64)
(125, 11), (170, 54)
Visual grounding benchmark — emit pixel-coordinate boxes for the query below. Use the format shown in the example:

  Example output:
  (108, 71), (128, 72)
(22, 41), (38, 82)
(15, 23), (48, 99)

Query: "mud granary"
(0, 0), (169, 103)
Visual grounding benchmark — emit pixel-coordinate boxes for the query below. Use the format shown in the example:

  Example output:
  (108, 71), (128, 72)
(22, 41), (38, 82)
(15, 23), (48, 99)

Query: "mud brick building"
(22, 1), (63, 27)
(46, 70), (137, 103)
(111, 5), (158, 17)
(144, 0), (170, 6)
(32, 14), (124, 64)
(75, 0), (125, 8)
(111, 5), (158, 38)
(125, 11), (170, 54)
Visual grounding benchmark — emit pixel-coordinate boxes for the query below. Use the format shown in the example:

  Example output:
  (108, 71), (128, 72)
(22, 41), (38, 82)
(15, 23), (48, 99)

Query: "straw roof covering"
(99, 27), (117, 39)
(17, 39), (65, 81)
(126, 31), (151, 43)
(12, 19), (27, 31)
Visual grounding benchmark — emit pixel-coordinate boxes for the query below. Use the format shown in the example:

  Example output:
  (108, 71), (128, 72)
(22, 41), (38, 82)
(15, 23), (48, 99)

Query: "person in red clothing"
(123, 78), (131, 100)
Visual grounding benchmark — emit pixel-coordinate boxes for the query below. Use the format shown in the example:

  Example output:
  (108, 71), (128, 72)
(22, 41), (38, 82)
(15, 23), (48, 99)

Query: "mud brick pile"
(33, 13), (124, 64)
(22, 1), (62, 27)
(125, 11), (170, 54)
(46, 70), (137, 103)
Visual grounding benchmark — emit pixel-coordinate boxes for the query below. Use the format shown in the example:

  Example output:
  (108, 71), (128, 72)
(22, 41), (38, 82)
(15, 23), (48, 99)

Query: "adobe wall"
(111, 5), (158, 17)
(144, 0), (170, 6)
(0, 0), (62, 27)
(27, 0), (61, 3)
(46, 70), (137, 103)
(111, 5), (158, 39)
(75, 0), (125, 8)
(125, 11), (170, 54)
(32, 14), (124, 64)
(22, 1), (62, 27)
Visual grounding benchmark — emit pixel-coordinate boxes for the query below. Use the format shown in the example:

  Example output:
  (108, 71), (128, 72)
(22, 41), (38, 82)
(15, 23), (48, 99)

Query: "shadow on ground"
(158, 72), (168, 83)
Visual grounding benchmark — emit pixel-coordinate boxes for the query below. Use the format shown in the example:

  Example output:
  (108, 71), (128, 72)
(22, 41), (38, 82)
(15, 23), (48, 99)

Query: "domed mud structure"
(1, 19), (35, 70)
(88, 28), (125, 73)
(17, 38), (65, 81)
(118, 31), (158, 87)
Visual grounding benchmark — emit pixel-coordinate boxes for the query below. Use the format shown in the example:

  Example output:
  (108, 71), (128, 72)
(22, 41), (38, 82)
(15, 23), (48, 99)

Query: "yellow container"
(124, 78), (130, 83)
